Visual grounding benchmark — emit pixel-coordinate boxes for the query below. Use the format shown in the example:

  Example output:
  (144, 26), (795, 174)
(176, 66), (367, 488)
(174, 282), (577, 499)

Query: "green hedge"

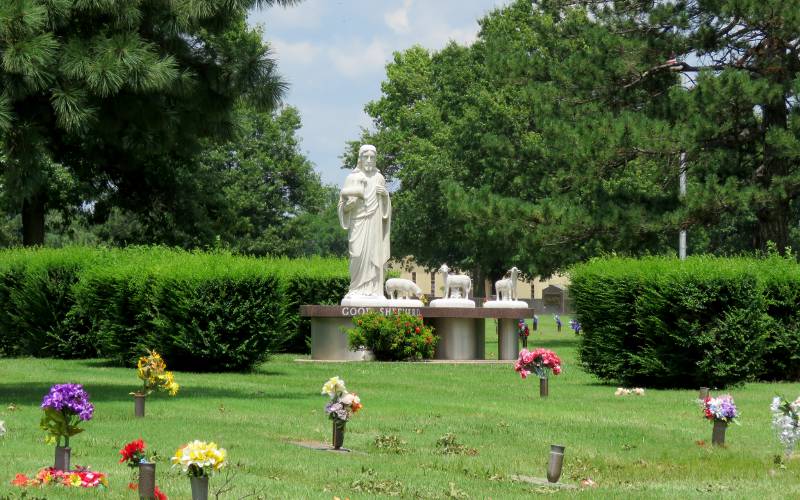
(0, 247), (347, 371)
(570, 256), (800, 388)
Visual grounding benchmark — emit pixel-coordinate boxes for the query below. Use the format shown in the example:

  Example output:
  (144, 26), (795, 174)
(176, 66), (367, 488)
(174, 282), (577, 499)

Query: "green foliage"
(354, 0), (800, 279)
(0, 0), (297, 244)
(0, 247), (347, 370)
(346, 311), (437, 361)
(40, 407), (84, 447)
(571, 256), (800, 388)
(0, 247), (104, 358)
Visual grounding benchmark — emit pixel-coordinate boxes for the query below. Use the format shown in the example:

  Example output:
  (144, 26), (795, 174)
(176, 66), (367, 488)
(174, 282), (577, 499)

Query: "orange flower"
(11, 473), (30, 487)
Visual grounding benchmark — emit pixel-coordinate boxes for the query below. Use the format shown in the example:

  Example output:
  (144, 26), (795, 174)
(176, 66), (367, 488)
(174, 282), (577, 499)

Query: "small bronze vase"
(134, 394), (146, 418)
(539, 377), (549, 398)
(54, 446), (71, 471)
(332, 418), (346, 450)
(190, 475), (209, 500)
(712, 419), (727, 446)
(547, 444), (565, 483)
(138, 462), (156, 499)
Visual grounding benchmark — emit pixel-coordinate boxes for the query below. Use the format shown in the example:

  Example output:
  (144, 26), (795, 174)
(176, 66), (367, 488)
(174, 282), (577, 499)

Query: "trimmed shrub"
(346, 311), (437, 361)
(0, 247), (105, 358)
(0, 247), (348, 370)
(571, 256), (797, 388)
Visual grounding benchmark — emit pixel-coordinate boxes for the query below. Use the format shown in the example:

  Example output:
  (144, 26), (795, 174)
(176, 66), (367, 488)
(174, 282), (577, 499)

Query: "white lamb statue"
(438, 264), (471, 299)
(385, 278), (422, 300)
(495, 266), (520, 301)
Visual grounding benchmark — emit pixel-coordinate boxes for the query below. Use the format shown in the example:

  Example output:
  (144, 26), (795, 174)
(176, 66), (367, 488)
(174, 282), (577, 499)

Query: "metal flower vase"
(134, 394), (146, 418)
(547, 445), (565, 483)
(190, 475), (209, 500)
(539, 377), (549, 398)
(712, 419), (727, 446)
(54, 446), (71, 471)
(332, 418), (346, 450)
(521, 337), (528, 349)
(138, 463), (156, 499)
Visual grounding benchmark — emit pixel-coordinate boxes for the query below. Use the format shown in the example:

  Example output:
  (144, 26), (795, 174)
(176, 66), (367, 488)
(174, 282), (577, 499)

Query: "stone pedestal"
(310, 317), (369, 361)
(429, 298), (475, 308)
(497, 318), (520, 360)
(301, 305), (534, 361)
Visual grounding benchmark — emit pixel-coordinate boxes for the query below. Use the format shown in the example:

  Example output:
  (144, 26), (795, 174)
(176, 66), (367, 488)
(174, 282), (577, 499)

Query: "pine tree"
(0, 0), (299, 245)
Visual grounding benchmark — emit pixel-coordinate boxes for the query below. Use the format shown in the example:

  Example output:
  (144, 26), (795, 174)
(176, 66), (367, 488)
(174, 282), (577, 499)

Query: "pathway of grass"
(0, 316), (798, 498)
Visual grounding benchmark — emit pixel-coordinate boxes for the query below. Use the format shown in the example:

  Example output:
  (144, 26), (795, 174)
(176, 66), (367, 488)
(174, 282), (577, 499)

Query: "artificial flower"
(119, 439), (146, 467)
(321, 376), (346, 398)
(702, 395), (738, 422)
(171, 440), (227, 477)
(135, 350), (179, 396)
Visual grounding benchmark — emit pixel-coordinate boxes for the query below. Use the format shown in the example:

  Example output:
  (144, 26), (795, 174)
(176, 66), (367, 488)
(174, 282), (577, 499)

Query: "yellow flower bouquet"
(132, 350), (179, 397)
(171, 440), (227, 477)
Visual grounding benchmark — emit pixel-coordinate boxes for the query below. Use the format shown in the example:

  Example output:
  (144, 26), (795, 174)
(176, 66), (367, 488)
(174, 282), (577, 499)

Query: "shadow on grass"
(74, 359), (290, 377)
(523, 337), (580, 348)
(0, 383), (311, 404)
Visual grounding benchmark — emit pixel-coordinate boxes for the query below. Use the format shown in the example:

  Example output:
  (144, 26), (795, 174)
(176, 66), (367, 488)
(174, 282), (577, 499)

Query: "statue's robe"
(338, 168), (391, 297)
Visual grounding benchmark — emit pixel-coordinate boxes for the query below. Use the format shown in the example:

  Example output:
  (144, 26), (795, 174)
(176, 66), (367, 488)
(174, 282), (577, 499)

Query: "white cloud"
(328, 39), (389, 78)
(271, 38), (319, 65)
(385, 0), (413, 34)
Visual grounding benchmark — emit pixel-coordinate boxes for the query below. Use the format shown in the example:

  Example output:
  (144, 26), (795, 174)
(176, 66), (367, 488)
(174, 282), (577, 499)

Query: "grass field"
(1, 316), (799, 499)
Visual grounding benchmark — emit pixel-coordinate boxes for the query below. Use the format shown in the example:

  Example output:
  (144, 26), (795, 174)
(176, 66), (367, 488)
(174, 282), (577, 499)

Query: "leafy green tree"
(355, 0), (800, 280)
(0, 0), (299, 245)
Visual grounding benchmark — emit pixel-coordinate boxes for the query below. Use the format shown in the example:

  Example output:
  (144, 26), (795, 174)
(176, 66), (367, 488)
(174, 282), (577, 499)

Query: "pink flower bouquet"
(514, 348), (562, 379)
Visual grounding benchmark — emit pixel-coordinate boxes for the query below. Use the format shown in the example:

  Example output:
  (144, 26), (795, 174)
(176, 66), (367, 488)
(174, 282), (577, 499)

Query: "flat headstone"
(510, 474), (576, 489)
(289, 440), (359, 454)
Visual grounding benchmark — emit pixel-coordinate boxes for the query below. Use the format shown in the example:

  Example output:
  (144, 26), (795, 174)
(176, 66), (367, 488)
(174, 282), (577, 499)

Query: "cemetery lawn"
(1, 317), (799, 499)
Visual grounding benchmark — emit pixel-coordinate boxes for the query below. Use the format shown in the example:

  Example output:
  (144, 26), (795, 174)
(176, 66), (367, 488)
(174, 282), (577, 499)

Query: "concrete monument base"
(429, 298), (476, 308)
(301, 305), (535, 361)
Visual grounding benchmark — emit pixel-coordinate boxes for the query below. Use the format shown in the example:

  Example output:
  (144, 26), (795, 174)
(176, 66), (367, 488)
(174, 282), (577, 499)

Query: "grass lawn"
(1, 316), (799, 499)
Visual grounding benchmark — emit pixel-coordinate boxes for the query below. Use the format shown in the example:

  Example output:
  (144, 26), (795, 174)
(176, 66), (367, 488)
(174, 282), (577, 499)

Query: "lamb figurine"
(495, 267), (521, 301)
(438, 264), (472, 299)
(385, 278), (423, 300)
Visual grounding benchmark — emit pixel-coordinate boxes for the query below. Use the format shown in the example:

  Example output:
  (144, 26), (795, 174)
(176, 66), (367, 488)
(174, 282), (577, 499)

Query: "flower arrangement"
(514, 348), (562, 379)
(119, 439), (147, 467)
(171, 440), (227, 477)
(322, 376), (363, 421)
(12, 467), (108, 489)
(532, 315), (539, 331)
(40, 383), (94, 448)
(569, 319), (582, 334)
(702, 395), (738, 422)
(346, 311), (437, 360)
(134, 350), (179, 396)
(554, 314), (562, 332)
(615, 387), (645, 396)
(771, 395), (800, 456)
(517, 320), (530, 339)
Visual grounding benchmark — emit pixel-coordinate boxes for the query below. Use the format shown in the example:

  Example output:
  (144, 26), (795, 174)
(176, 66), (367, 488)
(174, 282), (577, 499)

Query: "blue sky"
(248, 0), (511, 186)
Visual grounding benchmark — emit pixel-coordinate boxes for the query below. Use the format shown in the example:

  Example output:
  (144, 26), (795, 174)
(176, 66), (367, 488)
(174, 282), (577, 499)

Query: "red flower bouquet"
(514, 348), (562, 379)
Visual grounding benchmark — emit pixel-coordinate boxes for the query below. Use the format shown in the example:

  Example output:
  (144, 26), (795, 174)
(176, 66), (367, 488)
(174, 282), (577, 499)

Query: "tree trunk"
(755, 98), (789, 253)
(22, 192), (45, 246)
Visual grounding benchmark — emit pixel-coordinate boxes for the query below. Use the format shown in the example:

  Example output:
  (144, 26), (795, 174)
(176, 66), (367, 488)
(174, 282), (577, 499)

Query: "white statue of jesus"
(338, 144), (391, 305)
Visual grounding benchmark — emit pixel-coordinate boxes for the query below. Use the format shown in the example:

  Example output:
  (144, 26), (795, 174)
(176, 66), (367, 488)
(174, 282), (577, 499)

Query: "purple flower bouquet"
(40, 384), (94, 449)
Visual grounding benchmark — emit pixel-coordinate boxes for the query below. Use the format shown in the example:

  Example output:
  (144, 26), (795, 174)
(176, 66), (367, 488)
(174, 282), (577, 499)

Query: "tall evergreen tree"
(0, 0), (299, 245)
